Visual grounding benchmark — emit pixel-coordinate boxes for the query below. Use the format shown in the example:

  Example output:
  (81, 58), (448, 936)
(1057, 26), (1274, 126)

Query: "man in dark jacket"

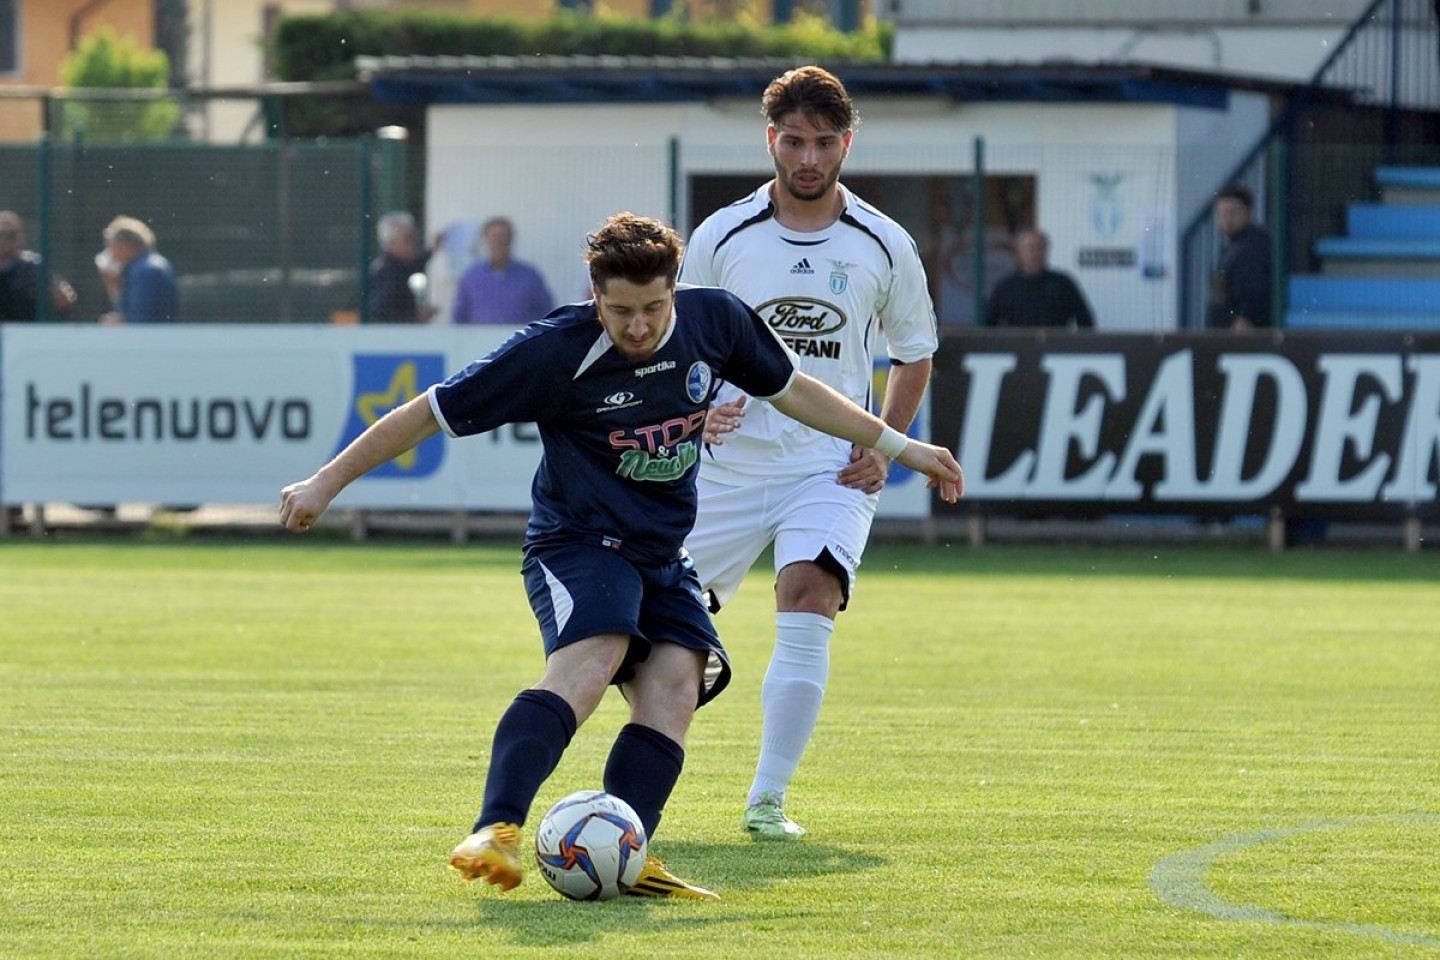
(1207, 184), (1272, 329)
(984, 229), (1094, 329)
(0, 211), (77, 322)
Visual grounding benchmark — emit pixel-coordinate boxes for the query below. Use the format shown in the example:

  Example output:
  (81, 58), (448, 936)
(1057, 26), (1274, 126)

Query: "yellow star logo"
(355, 360), (420, 470)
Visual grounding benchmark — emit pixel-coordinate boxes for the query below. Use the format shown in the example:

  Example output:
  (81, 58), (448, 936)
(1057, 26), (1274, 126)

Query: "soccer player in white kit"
(680, 66), (942, 839)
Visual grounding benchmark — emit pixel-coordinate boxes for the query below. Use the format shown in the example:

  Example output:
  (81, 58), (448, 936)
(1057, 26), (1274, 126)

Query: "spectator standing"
(98, 216), (177, 324)
(1207, 184), (1273, 330)
(0, 211), (78, 321)
(452, 216), (554, 325)
(368, 211), (436, 324)
(984, 229), (1095, 328)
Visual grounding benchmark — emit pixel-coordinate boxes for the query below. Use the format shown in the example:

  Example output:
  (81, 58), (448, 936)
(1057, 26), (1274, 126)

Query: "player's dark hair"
(585, 212), (683, 292)
(1216, 183), (1254, 209)
(762, 65), (857, 133)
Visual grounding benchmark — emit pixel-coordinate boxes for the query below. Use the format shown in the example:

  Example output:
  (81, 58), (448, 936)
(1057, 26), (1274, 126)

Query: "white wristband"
(874, 425), (909, 459)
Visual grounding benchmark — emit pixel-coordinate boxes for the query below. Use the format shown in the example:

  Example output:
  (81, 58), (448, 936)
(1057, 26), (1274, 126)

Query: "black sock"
(474, 689), (576, 831)
(603, 723), (684, 841)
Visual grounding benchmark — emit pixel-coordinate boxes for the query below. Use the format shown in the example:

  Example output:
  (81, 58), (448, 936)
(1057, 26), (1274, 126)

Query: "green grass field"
(2, 537), (1438, 959)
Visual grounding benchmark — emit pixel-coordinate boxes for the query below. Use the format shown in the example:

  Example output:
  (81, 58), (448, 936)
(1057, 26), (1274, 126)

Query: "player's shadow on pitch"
(471, 841), (883, 945)
(669, 838), (885, 892)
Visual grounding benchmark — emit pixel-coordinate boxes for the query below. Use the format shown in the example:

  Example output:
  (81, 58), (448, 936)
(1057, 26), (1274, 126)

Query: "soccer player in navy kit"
(280, 213), (962, 900)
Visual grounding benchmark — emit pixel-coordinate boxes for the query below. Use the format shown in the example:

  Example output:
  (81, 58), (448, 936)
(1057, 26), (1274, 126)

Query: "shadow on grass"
(467, 840), (883, 946)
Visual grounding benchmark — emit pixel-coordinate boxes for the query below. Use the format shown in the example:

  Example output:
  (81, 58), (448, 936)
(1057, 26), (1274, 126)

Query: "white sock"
(748, 611), (835, 807)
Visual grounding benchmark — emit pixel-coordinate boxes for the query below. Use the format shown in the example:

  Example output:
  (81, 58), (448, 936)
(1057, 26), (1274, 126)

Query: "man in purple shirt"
(452, 216), (555, 325)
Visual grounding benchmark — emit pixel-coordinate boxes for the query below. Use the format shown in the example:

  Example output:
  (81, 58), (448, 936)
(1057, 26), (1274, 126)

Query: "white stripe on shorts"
(538, 560), (574, 637)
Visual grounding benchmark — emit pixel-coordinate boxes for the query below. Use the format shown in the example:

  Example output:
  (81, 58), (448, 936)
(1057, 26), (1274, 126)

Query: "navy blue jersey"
(428, 285), (797, 565)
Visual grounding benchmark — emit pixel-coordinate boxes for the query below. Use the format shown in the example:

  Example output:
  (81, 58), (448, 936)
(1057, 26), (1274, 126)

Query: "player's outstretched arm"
(836, 358), (932, 495)
(280, 393), (442, 532)
(769, 373), (964, 503)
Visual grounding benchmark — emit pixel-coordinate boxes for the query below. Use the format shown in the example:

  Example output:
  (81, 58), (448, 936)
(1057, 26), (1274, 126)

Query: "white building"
(880, 0), (1376, 82)
(360, 58), (1288, 331)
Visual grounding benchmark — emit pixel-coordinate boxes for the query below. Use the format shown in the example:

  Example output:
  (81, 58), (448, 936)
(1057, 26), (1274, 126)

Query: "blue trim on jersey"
(714, 200), (775, 254)
(431, 287), (795, 566)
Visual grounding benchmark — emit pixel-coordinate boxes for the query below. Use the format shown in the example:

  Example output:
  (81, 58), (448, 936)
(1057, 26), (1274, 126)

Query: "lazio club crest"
(1089, 171), (1125, 238)
(829, 270), (848, 295)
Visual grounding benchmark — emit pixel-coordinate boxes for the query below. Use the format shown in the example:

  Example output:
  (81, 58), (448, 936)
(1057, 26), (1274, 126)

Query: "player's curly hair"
(584, 212), (683, 292)
(762, 65), (857, 133)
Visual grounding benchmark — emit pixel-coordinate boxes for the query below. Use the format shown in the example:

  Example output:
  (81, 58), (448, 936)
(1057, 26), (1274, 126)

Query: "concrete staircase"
(1287, 167), (1440, 329)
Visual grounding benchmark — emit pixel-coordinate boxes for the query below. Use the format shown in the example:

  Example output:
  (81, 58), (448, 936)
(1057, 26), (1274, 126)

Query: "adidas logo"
(789, 258), (815, 275)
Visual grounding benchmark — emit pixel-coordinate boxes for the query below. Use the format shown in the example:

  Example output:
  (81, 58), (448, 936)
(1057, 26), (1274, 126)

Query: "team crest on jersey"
(685, 362), (712, 403)
(829, 271), (848, 295)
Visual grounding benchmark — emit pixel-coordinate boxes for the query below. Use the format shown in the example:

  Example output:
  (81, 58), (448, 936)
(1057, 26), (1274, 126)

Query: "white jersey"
(680, 182), (937, 480)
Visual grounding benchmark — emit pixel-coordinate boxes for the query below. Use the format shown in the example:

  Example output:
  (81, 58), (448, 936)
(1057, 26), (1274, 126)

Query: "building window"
(0, 0), (18, 76)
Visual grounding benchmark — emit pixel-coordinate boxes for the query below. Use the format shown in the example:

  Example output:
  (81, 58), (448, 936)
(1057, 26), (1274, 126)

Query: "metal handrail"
(1177, 0), (1437, 328)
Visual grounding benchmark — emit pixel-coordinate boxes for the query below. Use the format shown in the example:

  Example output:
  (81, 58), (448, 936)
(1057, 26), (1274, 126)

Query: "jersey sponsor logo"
(758, 297), (846, 359)
(609, 410), (706, 483)
(790, 258), (815, 275)
(757, 297), (847, 337)
(634, 359), (676, 379)
(616, 440), (699, 482)
(781, 336), (841, 359)
(335, 354), (446, 478)
(685, 362), (712, 403)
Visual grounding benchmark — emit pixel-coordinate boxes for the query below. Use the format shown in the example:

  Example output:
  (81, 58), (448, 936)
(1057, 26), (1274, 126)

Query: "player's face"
(768, 112), (851, 203)
(594, 276), (674, 362)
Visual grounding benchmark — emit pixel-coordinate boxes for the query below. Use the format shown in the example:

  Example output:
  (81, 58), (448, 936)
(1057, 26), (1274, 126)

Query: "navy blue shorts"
(521, 544), (732, 707)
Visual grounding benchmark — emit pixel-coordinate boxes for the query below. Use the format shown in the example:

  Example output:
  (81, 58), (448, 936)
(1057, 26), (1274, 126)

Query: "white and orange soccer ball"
(534, 790), (648, 901)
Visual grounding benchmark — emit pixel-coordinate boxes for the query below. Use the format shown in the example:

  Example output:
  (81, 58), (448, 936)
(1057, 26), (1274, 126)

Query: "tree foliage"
(58, 27), (180, 141)
(271, 10), (889, 83)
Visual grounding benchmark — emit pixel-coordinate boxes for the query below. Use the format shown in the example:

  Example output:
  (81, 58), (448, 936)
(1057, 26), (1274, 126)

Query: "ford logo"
(758, 297), (847, 336)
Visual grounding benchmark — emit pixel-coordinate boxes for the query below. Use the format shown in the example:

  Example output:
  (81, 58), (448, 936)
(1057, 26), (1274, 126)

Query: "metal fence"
(1178, 0), (1440, 329)
(7, 135), (1203, 333)
(0, 83), (420, 325)
(0, 137), (414, 324)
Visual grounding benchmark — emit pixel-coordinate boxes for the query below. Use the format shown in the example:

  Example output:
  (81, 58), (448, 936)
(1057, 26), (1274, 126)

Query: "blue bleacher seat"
(1295, 167), (1440, 329)
(1289, 276), (1440, 313)
(1313, 237), (1440, 260)
(1374, 166), (1440, 190)
(1347, 204), (1440, 239)
(1285, 310), (1440, 330)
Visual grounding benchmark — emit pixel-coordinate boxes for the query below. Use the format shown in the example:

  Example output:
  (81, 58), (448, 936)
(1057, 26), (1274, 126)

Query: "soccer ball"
(534, 790), (648, 901)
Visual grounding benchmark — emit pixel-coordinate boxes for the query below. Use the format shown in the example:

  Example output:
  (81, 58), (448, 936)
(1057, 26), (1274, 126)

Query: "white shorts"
(686, 469), (879, 612)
